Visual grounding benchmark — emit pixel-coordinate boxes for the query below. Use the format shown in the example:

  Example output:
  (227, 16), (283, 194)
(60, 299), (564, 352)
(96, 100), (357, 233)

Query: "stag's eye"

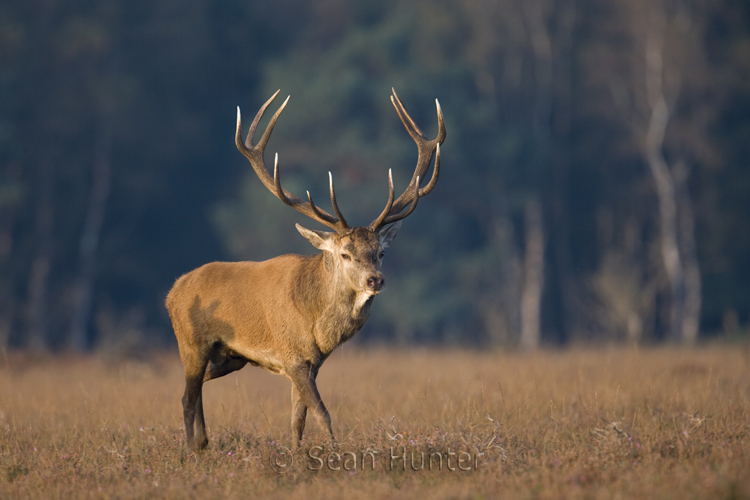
(379, 251), (385, 259)
(341, 253), (351, 261)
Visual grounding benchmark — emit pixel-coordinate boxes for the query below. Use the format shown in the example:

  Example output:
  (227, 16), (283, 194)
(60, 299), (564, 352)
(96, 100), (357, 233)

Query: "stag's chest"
(315, 293), (373, 354)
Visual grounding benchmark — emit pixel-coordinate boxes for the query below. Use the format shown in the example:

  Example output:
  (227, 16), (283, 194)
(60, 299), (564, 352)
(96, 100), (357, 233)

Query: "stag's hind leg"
(192, 348), (248, 449)
(193, 391), (209, 450)
(180, 350), (209, 452)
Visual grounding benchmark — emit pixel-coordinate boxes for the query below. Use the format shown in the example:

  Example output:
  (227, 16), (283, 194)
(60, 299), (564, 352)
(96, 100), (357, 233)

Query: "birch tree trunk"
(641, 8), (700, 344)
(520, 198), (545, 350)
(518, 0), (552, 350)
(675, 160), (701, 344)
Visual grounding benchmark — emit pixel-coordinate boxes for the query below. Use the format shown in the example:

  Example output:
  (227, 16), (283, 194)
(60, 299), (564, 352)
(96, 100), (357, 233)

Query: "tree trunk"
(675, 160), (701, 344)
(518, 0), (552, 350)
(520, 198), (545, 350)
(27, 160), (55, 351)
(642, 13), (697, 344)
(0, 165), (22, 352)
(549, 0), (577, 343)
(69, 127), (112, 351)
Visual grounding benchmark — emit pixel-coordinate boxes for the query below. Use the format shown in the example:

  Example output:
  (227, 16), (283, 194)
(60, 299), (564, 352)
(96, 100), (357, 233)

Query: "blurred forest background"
(1, 0), (749, 352)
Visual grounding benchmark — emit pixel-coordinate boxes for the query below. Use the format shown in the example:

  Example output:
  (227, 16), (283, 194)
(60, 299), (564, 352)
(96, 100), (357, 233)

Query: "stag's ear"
(378, 221), (401, 248)
(296, 224), (337, 252)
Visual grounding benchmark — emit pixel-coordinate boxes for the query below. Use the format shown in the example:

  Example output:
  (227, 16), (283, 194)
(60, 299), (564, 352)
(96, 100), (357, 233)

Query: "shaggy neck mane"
(293, 252), (371, 319)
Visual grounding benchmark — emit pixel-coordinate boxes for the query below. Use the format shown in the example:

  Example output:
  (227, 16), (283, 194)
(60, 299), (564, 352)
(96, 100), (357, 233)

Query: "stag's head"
(295, 223), (401, 295)
(235, 89), (446, 294)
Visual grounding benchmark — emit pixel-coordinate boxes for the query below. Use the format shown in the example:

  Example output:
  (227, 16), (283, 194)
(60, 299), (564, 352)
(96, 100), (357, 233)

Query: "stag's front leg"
(287, 362), (335, 445)
(291, 385), (308, 446)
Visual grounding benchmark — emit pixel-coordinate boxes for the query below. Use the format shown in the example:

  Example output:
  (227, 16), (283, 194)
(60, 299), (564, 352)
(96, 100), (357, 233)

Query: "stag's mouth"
(353, 289), (379, 315)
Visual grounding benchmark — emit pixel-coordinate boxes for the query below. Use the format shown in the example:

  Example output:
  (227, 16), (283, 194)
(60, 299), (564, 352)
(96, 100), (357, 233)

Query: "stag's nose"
(366, 273), (385, 292)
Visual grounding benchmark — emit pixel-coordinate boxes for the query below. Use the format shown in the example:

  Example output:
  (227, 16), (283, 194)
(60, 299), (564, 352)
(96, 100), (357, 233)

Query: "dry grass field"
(0, 345), (748, 499)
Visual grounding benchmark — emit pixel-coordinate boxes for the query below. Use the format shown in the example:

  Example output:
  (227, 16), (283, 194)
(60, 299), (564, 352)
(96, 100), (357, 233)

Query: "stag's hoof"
(188, 438), (209, 452)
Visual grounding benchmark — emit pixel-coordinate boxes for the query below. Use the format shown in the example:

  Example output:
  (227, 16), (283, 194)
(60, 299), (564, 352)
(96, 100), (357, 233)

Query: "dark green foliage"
(1, 0), (749, 349)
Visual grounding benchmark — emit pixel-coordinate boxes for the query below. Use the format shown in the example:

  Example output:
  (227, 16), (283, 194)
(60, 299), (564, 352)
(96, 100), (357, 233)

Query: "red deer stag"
(166, 89), (446, 451)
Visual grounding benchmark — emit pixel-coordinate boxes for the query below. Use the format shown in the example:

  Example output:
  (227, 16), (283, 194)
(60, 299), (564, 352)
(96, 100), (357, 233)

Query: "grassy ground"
(0, 345), (748, 499)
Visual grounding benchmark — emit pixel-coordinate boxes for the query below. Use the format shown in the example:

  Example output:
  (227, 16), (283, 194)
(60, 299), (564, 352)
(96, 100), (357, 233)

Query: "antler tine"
(372, 146), (439, 228)
(391, 88), (425, 138)
(236, 92), (349, 233)
(272, 153), (342, 228)
(369, 169), (395, 231)
(328, 172), (348, 229)
(392, 97), (445, 204)
(306, 190), (336, 224)
(271, 153), (295, 206)
(299, 172), (341, 226)
(419, 142), (441, 196)
(256, 94), (289, 151)
(391, 94), (444, 211)
(245, 89), (282, 148)
(382, 176), (420, 226)
(369, 90), (446, 231)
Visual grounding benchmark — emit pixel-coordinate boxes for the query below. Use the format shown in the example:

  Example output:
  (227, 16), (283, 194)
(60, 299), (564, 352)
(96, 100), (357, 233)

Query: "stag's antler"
(235, 90), (349, 233)
(236, 89), (445, 233)
(369, 88), (446, 231)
